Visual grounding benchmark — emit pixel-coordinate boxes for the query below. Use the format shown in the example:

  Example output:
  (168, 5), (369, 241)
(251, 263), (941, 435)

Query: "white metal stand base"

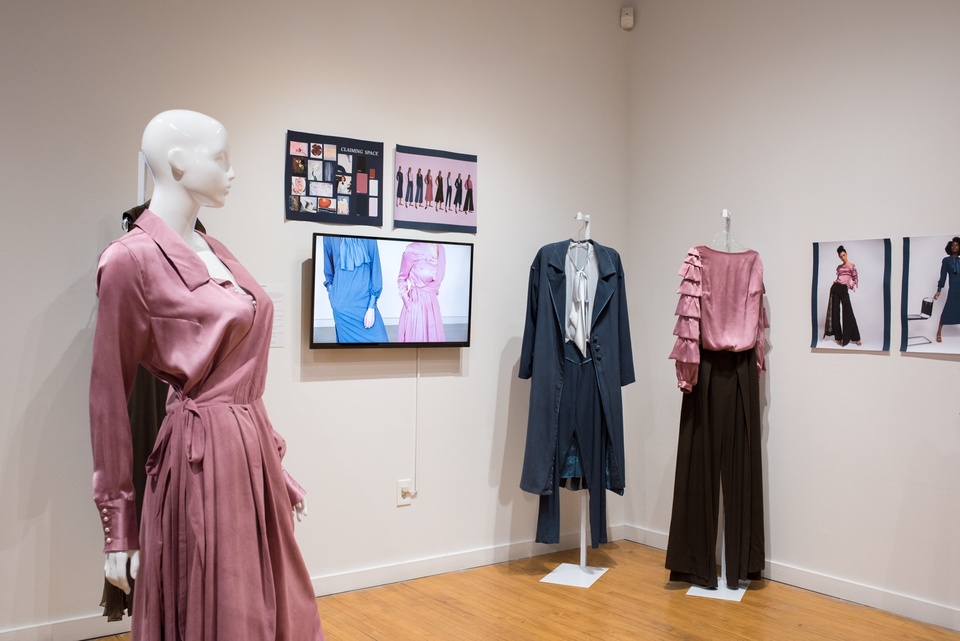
(541, 562), (608, 588)
(685, 502), (749, 601)
(686, 580), (750, 602)
(540, 492), (608, 589)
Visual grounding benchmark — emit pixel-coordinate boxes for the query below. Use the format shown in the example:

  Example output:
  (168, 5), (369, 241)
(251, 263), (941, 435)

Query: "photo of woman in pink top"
(397, 241), (446, 342)
(824, 245), (862, 346)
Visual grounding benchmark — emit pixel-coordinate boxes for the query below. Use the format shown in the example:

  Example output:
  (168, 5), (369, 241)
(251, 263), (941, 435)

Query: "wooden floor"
(92, 541), (958, 641)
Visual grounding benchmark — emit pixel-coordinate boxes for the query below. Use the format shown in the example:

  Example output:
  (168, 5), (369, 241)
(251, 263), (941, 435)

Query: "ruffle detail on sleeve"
(673, 316), (700, 340)
(669, 336), (700, 362)
(677, 279), (701, 296)
(670, 247), (702, 393)
(675, 295), (701, 319)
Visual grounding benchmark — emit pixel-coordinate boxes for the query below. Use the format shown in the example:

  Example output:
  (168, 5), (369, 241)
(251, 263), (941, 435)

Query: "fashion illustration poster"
(285, 130), (383, 227)
(901, 234), (960, 354)
(394, 145), (477, 234)
(811, 238), (891, 351)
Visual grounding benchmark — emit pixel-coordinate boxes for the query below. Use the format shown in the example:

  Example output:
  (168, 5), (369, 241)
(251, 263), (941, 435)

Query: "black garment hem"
(669, 569), (763, 590)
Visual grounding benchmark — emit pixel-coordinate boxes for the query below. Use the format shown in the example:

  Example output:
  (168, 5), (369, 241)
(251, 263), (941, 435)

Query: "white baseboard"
(7, 523), (955, 638)
(621, 524), (960, 633)
(311, 525), (625, 596)
(0, 614), (130, 641)
(0, 528), (613, 641)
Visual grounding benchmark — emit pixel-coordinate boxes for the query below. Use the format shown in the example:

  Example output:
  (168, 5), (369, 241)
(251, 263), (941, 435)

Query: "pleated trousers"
(665, 347), (765, 589)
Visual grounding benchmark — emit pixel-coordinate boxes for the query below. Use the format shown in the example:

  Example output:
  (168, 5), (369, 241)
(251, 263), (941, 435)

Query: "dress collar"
(133, 209), (211, 291)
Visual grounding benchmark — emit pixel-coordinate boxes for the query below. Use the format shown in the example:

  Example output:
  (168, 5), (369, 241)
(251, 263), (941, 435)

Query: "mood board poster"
(901, 234), (960, 354)
(285, 130), (383, 227)
(394, 145), (478, 234)
(810, 238), (891, 352)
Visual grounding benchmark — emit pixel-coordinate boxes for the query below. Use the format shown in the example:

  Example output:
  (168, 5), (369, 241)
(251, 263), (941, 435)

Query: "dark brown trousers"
(665, 348), (765, 589)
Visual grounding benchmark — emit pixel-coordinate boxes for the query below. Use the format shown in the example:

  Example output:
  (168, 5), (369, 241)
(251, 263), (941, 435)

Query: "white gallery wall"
(0, 0), (958, 638)
(0, 1), (631, 638)
(626, 0), (960, 631)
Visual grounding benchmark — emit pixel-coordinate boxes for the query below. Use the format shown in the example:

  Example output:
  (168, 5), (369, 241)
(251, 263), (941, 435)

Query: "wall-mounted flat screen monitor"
(310, 232), (474, 348)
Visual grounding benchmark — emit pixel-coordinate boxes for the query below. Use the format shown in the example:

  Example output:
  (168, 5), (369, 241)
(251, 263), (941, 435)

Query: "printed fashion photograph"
(901, 234), (960, 354)
(811, 238), (891, 352)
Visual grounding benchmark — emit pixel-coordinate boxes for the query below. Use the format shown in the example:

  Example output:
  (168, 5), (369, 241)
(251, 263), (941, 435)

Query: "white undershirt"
(564, 242), (598, 355)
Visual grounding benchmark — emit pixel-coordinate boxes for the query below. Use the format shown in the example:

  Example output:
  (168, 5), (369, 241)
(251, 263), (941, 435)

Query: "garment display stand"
(710, 208), (748, 253)
(686, 209), (750, 601)
(686, 497), (749, 601)
(540, 492), (608, 588)
(541, 212), (609, 589)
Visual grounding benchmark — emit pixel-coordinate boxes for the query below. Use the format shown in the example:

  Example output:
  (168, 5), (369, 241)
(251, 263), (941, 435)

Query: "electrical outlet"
(396, 479), (412, 507)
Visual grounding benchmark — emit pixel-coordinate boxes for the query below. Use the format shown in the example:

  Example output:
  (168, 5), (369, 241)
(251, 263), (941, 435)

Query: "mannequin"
(90, 110), (322, 640)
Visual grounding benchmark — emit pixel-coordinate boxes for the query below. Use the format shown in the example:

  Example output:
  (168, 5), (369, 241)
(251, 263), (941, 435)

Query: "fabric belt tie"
(144, 397), (205, 478)
(179, 398), (205, 465)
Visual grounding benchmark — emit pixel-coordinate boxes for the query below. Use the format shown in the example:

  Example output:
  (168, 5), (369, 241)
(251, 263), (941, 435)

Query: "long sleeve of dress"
(366, 240), (384, 309)
(89, 243), (152, 552)
(939, 258), (949, 292)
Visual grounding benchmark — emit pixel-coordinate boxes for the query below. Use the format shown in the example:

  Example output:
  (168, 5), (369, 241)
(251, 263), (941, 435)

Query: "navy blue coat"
(518, 240), (635, 496)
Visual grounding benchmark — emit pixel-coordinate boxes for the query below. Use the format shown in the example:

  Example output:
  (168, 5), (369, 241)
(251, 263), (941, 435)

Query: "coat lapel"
(545, 242), (567, 332)
(591, 242), (617, 328)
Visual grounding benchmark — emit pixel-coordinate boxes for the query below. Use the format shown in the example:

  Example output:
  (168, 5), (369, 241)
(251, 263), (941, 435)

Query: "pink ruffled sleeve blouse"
(669, 246), (769, 392)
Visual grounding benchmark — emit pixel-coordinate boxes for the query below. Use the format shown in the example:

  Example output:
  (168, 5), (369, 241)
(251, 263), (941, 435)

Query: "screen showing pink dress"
(397, 242), (446, 342)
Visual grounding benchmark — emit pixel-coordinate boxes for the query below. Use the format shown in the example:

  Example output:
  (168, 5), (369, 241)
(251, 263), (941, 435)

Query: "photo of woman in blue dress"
(934, 236), (960, 343)
(322, 236), (389, 343)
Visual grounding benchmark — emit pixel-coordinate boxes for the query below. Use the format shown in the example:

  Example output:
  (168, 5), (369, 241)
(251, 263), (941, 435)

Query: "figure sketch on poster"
(435, 169), (444, 210)
(397, 242), (447, 342)
(396, 165), (403, 207)
(425, 170), (434, 210)
(405, 167), (414, 207)
(462, 174), (475, 214)
(322, 236), (389, 343)
(453, 173), (463, 212)
(823, 245), (862, 347)
(444, 171), (453, 212)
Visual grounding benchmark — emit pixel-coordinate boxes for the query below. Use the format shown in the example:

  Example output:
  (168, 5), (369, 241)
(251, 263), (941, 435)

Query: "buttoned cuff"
(95, 498), (139, 553)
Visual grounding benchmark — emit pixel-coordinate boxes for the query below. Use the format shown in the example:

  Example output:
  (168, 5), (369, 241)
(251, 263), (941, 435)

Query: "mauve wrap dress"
(90, 210), (323, 641)
(397, 242), (446, 342)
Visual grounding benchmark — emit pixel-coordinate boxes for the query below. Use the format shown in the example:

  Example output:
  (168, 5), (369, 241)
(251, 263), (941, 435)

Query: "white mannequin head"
(141, 110), (235, 222)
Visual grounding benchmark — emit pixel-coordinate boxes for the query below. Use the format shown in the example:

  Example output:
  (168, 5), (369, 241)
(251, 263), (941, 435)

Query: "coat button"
(106, 537), (113, 544)
(104, 527), (111, 533)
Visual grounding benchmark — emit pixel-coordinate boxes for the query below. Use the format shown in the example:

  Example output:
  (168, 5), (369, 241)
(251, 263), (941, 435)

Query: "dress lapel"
(134, 210), (210, 292)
